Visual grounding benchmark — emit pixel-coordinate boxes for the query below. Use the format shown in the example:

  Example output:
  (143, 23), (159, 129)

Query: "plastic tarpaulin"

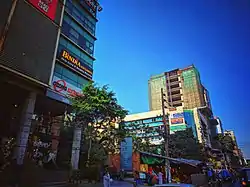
(138, 151), (202, 167)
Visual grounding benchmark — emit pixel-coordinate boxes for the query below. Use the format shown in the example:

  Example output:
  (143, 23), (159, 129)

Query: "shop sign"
(28, 0), (58, 21)
(59, 50), (93, 80)
(172, 112), (184, 118)
(82, 0), (102, 13)
(52, 76), (83, 97)
(170, 118), (184, 124)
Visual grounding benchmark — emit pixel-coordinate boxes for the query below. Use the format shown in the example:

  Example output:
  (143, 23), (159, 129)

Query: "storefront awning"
(138, 151), (203, 167)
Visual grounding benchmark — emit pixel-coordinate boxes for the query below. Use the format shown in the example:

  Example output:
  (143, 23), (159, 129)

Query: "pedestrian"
(103, 170), (111, 187)
(158, 171), (163, 185)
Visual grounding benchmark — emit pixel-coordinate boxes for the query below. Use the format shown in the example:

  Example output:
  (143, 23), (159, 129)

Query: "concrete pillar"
(71, 126), (82, 169)
(15, 92), (36, 165)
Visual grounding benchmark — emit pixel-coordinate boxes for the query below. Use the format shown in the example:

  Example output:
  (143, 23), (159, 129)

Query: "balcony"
(171, 93), (182, 98)
(172, 100), (183, 105)
(170, 87), (181, 92)
(169, 81), (180, 86)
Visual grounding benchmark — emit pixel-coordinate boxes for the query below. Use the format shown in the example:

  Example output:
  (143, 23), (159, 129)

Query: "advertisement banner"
(120, 137), (133, 171)
(28, 0), (58, 21)
(52, 76), (83, 97)
(172, 112), (184, 118)
(171, 118), (184, 124)
(58, 49), (93, 80)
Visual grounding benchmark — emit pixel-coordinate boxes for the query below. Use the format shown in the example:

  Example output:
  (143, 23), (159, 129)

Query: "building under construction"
(148, 65), (211, 110)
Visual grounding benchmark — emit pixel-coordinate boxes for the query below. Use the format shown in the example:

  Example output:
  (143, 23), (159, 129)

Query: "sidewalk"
(78, 180), (134, 187)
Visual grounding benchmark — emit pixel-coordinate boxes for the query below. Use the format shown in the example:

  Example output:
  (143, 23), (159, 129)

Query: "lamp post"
(161, 88), (171, 183)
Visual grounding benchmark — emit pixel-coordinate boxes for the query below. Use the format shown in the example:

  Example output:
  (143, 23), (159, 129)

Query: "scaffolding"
(181, 67), (204, 109)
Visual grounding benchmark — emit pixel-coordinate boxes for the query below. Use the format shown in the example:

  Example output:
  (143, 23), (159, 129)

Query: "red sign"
(29, 0), (58, 21)
(171, 118), (184, 124)
(53, 79), (83, 97)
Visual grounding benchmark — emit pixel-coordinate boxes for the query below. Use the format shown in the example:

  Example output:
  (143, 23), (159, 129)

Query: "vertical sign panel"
(29, 0), (58, 21)
(120, 137), (133, 171)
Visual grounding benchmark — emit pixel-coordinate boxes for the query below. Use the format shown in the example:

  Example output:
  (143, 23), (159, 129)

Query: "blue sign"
(120, 137), (133, 171)
(46, 89), (71, 105)
(173, 112), (184, 118)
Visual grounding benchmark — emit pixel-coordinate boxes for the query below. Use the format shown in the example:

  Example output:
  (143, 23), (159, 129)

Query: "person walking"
(158, 171), (163, 185)
(103, 170), (111, 187)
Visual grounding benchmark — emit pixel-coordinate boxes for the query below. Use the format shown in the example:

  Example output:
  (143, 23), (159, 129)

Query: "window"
(54, 63), (89, 89)
(58, 37), (94, 68)
(62, 15), (95, 56)
(66, 0), (96, 35)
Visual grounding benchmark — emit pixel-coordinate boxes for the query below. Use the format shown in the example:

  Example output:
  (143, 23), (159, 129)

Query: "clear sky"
(93, 0), (250, 158)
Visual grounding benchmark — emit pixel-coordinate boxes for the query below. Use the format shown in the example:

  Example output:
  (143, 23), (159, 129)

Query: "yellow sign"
(61, 50), (93, 76)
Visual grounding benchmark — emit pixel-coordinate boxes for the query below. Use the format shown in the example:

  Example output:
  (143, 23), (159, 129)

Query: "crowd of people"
(206, 167), (238, 186)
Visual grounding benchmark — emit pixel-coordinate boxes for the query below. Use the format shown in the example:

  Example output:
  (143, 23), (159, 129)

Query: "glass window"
(54, 63), (63, 74)
(65, 0), (96, 35)
(54, 63), (89, 89)
(62, 15), (95, 56)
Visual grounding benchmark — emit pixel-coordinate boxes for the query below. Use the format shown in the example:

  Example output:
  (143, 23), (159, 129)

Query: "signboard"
(58, 50), (93, 80)
(46, 89), (70, 104)
(28, 0), (58, 21)
(171, 118), (184, 124)
(52, 76), (83, 97)
(173, 112), (184, 118)
(80, 0), (102, 16)
(120, 137), (133, 171)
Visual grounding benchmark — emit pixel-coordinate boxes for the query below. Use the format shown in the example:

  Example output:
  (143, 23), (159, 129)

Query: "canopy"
(138, 151), (203, 167)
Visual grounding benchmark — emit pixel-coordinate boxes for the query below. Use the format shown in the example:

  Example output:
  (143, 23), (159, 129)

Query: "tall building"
(148, 73), (167, 111)
(148, 65), (208, 110)
(0, 0), (102, 165)
(47, 0), (101, 104)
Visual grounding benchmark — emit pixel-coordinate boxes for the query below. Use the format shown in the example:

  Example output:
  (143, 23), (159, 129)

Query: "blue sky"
(93, 0), (250, 158)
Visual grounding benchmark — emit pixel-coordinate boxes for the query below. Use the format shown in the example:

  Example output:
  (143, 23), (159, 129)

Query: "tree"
(215, 134), (240, 167)
(169, 128), (203, 160)
(123, 121), (162, 153)
(70, 82), (128, 166)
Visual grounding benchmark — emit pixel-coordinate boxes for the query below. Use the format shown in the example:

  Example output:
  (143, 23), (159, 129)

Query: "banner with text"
(52, 75), (83, 97)
(120, 137), (133, 171)
(29, 0), (58, 21)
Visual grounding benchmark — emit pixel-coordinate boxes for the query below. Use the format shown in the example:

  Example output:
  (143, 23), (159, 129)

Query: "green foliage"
(70, 82), (128, 165)
(215, 134), (240, 167)
(216, 134), (235, 153)
(123, 121), (161, 153)
(124, 121), (202, 160)
(169, 128), (203, 160)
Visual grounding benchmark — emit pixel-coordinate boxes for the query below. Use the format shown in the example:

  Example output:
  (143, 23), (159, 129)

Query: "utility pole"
(0, 0), (18, 52)
(161, 88), (171, 183)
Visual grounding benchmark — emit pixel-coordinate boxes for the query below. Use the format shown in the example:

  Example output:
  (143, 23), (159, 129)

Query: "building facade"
(47, 0), (101, 104)
(148, 73), (167, 111)
(0, 0), (102, 166)
(124, 107), (197, 145)
(148, 65), (207, 110)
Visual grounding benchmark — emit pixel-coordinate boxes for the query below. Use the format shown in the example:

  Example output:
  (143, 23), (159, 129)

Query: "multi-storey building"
(47, 0), (101, 104)
(0, 0), (102, 165)
(124, 107), (197, 145)
(148, 65), (209, 110)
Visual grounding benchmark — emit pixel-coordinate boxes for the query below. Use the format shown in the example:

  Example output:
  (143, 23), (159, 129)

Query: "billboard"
(171, 118), (184, 124)
(173, 112), (184, 118)
(120, 137), (133, 171)
(28, 0), (58, 21)
(52, 75), (83, 97)
(58, 49), (93, 80)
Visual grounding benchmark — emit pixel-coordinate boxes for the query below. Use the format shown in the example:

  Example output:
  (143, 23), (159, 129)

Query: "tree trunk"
(86, 138), (92, 167)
